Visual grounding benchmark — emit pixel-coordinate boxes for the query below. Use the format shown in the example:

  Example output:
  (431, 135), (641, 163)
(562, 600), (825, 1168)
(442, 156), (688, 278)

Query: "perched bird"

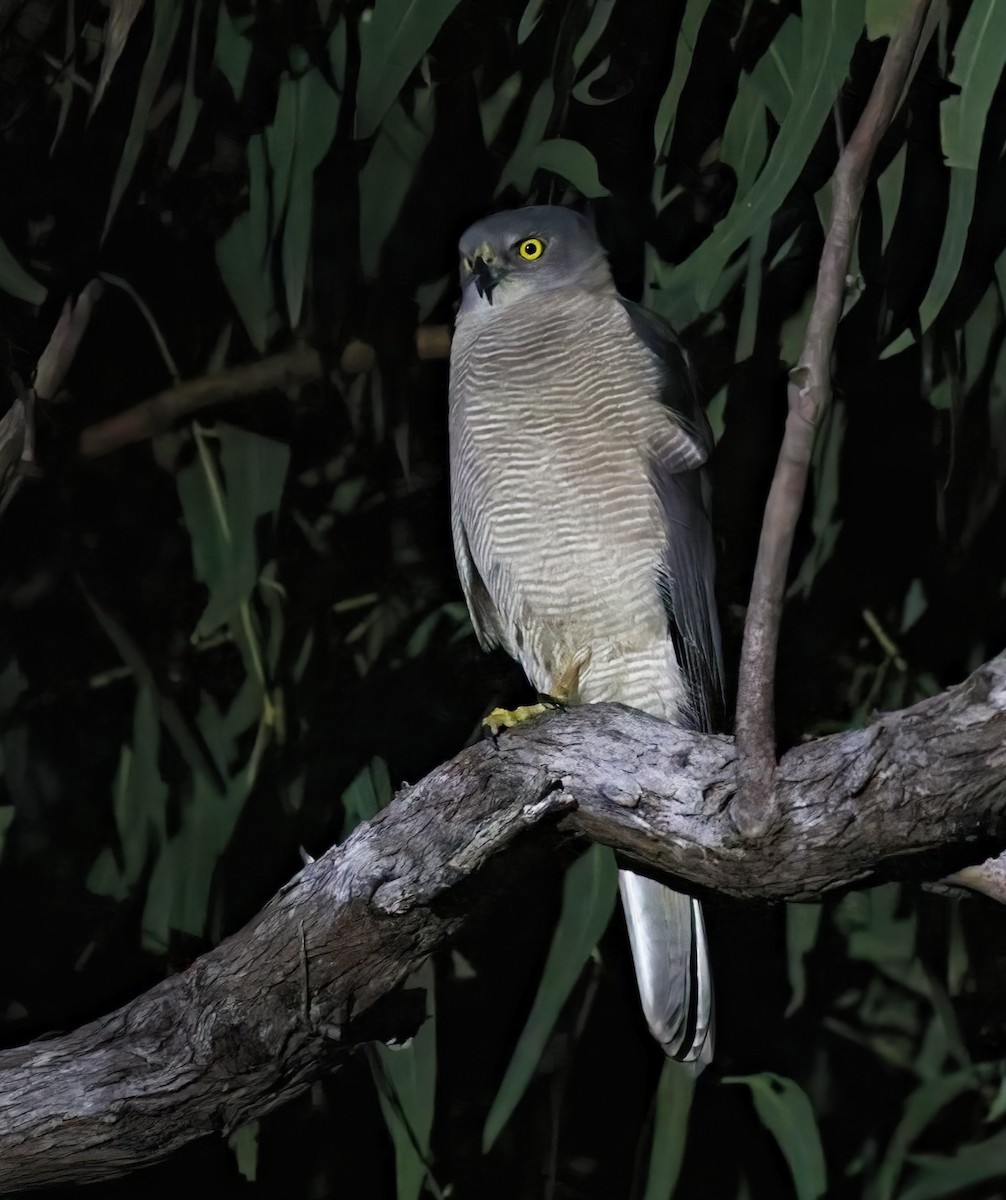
(447, 205), (723, 1066)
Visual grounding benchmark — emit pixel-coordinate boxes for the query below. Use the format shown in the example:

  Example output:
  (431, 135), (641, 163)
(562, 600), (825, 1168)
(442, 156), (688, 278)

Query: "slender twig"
(1, 280), (103, 516)
(34, 279), (105, 401)
(99, 271), (181, 381)
(77, 326), (452, 458)
(732, 0), (934, 837)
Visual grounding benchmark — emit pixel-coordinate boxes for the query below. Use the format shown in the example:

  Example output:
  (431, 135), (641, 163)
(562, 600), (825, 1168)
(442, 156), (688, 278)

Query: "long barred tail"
(618, 870), (714, 1068)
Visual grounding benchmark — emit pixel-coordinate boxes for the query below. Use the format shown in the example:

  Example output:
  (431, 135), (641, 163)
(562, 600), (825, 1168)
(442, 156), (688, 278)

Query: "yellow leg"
(482, 703), (551, 735)
(482, 651), (590, 735)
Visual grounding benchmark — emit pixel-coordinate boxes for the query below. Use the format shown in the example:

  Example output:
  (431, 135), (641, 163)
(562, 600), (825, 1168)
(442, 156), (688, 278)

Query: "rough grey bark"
(1, 652), (1005, 1191)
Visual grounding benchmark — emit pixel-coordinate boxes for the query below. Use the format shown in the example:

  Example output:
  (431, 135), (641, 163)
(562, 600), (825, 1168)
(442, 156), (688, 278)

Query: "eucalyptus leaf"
(724, 1074), (827, 1200)
(572, 57), (622, 106)
(91, 0), (145, 114)
(866, 0), (915, 41)
(326, 16), (347, 89)
(768, 226), (802, 273)
(996, 246), (1006, 312)
(265, 74), (299, 234)
(990, 339), (1006, 477)
(899, 579), (927, 634)
(517, 0), (546, 44)
(985, 1074), (1006, 1124)
(177, 423), (290, 637)
(735, 221), (768, 362)
(168, 1), (203, 171)
(962, 280), (1001, 398)
(82, 587), (222, 791)
(525, 138), (609, 198)
(749, 14), (801, 123)
(86, 687), (169, 900)
(227, 1121), (260, 1183)
(341, 756), (392, 839)
(720, 71), (768, 205)
(103, 0), (183, 240)
(834, 885), (914, 970)
(359, 95), (435, 277)
(142, 695), (259, 951)
(0, 728), (30, 837)
(940, 0), (1006, 171)
(641, 1059), (696, 1200)
(925, 377), (953, 413)
(876, 142), (906, 254)
(215, 135), (275, 351)
(0, 804), (15, 858)
(945, 901), (968, 998)
(356, 0), (462, 139)
(496, 80), (555, 196)
(897, 1128), (1006, 1200)
(778, 285), (815, 367)
(482, 843), (618, 1151)
(915, 969), (970, 1075)
(374, 960), (438, 1200)
(652, 0), (712, 159)
(282, 68), (341, 326)
(883, 0), (1006, 356)
(0, 657), (26, 717)
(0, 238), (46, 306)
(785, 903), (823, 1016)
(572, 0), (616, 71)
(705, 384), (728, 443)
(480, 72), (522, 146)
(652, 0), (864, 328)
(881, 169), (975, 359)
(214, 4), (253, 99)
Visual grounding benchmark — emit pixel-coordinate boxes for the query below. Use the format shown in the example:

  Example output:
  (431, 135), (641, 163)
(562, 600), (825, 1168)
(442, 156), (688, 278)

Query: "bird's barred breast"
(450, 291), (688, 717)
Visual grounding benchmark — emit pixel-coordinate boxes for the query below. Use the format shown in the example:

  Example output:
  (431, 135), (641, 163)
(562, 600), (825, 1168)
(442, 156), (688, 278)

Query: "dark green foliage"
(1, 1), (1005, 1197)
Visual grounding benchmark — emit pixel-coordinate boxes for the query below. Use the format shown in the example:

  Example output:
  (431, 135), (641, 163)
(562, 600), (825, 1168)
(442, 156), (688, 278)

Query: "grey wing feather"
(653, 469), (723, 731)
(451, 504), (504, 651)
(621, 298), (723, 730)
(619, 298), (721, 1067)
(618, 297), (715, 453)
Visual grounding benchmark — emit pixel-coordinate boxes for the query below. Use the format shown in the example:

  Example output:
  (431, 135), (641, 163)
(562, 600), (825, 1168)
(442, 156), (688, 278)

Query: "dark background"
(1, 0), (1005, 1196)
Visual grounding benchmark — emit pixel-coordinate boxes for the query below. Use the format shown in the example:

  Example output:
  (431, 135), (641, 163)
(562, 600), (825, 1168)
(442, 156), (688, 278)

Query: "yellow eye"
(517, 237), (544, 261)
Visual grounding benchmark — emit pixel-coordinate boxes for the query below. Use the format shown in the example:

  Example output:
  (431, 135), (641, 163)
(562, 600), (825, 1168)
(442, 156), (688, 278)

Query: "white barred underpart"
(450, 287), (702, 718)
(449, 274), (714, 1067)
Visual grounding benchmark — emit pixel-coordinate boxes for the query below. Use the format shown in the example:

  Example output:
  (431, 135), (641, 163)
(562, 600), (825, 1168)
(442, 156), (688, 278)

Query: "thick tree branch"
(2, 651), (1005, 1191)
(733, 0), (934, 835)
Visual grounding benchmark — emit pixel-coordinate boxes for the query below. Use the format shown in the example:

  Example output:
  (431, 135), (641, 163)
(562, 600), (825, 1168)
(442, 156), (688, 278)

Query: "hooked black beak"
(472, 257), (497, 304)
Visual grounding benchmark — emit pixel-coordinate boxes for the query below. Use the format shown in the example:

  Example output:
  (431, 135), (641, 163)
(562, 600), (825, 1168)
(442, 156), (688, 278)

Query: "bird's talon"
(482, 703), (549, 735)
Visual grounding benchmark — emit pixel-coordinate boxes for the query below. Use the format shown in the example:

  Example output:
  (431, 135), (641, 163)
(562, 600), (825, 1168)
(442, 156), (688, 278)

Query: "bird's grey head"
(456, 205), (613, 321)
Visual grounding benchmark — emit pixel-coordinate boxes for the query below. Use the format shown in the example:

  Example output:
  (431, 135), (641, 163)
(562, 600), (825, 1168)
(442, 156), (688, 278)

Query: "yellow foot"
(482, 703), (550, 735)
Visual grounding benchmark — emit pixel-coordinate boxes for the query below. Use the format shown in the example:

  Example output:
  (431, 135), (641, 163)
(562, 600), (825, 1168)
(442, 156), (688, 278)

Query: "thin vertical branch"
(732, 0), (934, 837)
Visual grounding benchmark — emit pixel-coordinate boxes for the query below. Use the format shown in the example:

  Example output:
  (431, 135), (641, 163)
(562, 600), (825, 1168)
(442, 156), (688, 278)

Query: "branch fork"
(732, 0), (934, 836)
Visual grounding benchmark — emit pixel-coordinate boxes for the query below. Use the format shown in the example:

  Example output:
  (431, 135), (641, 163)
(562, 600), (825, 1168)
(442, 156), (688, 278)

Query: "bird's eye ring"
(517, 237), (545, 261)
